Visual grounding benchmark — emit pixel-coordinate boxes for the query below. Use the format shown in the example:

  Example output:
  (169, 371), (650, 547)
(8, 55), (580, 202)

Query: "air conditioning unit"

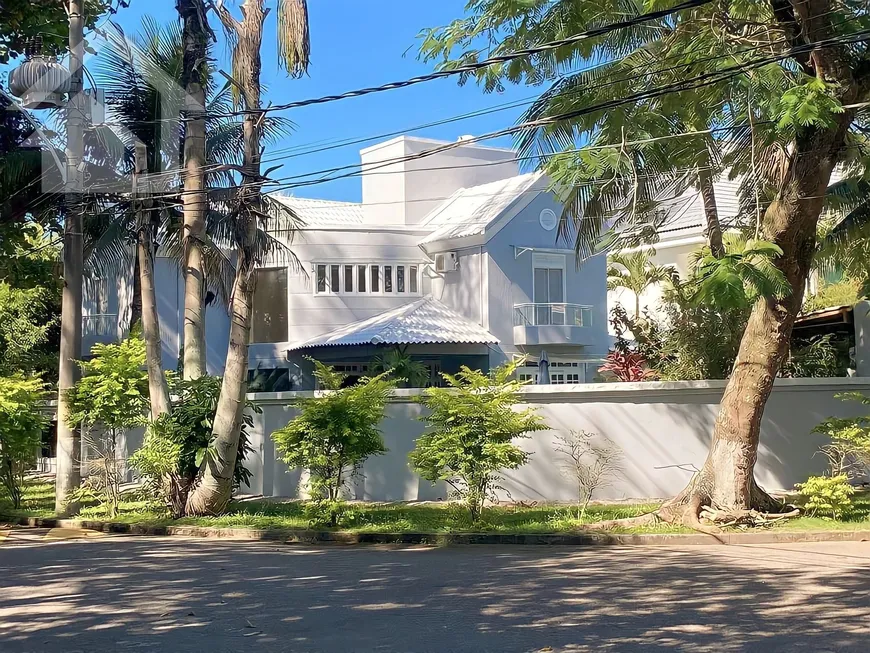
(434, 251), (458, 273)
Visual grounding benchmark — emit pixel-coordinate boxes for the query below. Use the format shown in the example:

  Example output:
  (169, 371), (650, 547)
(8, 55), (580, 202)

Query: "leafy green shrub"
(272, 361), (396, 527)
(781, 334), (850, 378)
(409, 360), (548, 522)
(130, 375), (257, 517)
(0, 375), (49, 508)
(795, 475), (855, 519)
(66, 337), (149, 517)
(812, 392), (870, 477)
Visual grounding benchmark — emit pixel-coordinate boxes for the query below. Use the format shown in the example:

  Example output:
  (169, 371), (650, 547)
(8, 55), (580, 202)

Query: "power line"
(259, 28), (870, 195)
(204, 0), (714, 120)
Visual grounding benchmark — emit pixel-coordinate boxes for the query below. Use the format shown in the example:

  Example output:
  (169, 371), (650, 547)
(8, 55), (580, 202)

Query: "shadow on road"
(0, 537), (868, 652)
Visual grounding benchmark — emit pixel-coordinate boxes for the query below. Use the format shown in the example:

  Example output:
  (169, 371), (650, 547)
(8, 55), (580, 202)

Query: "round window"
(539, 208), (558, 231)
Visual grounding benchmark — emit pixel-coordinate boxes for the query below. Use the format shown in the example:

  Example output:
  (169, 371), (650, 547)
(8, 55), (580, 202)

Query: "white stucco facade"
(83, 135), (610, 389)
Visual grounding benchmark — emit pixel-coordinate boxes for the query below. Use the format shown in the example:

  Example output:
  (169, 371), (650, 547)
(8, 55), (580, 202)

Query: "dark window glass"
(371, 265), (380, 292)
(409, 265), (418, 293)
(316, 265), (326, 293)
(357, 265), (366, 293)
(251, 268), (288, 343)
(344, 265), (353, 293)
(330, 265), (340, 292)
(384, 266), (393, 292)
(397, 265), (405, 293)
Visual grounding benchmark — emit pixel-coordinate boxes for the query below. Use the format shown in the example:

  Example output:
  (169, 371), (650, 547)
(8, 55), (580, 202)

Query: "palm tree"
(606, 251), (675, 320)
(186, 0), (309, 516)
(85, 18), (292, 419)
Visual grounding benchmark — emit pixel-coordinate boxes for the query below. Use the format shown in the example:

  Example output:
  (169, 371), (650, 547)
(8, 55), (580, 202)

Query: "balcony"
(512, 303), (594, 346)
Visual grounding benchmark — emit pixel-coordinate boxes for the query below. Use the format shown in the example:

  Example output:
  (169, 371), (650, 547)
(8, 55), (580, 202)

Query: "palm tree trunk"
(130, 249), (142, 332)
(178, 0), (210, 380)
(55, 0), (86, 516)
(134, 142), (171, 419)
(697, 164), (724, 259)
(660, 108), (856, 525)
(186, 0), (266, 515)
(137, 235), (171, 418)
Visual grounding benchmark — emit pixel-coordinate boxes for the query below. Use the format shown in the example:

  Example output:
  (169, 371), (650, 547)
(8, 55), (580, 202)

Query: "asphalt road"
(1, 530), (869, 652)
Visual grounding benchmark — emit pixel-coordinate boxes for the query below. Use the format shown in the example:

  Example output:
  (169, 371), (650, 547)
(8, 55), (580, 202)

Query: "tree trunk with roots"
(178, 0), (211, 380)
(596, 1), (867, 531)
(185, 0), (265, 515)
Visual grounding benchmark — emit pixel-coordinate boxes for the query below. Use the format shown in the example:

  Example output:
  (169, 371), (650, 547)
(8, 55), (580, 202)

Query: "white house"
(82, 135), (611, 388)
(607, 176), (744, 327)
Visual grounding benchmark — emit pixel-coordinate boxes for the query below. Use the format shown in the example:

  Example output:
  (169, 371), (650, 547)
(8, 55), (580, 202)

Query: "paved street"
(1, 531), (869, 652)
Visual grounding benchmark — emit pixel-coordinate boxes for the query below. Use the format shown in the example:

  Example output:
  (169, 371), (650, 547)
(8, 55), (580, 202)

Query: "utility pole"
(133, 141), (171, 419)
(55, 0), (86, 515)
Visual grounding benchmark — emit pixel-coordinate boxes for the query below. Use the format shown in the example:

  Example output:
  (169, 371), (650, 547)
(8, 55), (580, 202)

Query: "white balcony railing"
(513, 303), (592, 328)
(83, 313), (118, 337)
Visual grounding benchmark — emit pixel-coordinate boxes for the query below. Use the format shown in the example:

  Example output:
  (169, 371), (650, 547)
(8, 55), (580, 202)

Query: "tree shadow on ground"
(0, 537), (869, 652)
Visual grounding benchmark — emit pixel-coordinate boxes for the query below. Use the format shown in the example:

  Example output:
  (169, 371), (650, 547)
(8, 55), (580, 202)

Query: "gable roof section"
(268, 195), (365, 228)
(287, 296), (498, 350)
(418, 172), (544, 246)
(657, 177), (743, 238)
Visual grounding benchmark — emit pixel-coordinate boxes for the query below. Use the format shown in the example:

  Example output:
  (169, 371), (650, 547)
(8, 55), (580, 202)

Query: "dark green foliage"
(782, 334), (850, 379)
(0, 0), (110, 61)
(130, 375), (258, 517)
(371, 345), (430, 388)
(272, 360), (396, 527)
(409, 360), (548, 522)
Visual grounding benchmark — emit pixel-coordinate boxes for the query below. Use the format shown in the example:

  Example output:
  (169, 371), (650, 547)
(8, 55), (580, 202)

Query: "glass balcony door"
(533, 267), (564, 325)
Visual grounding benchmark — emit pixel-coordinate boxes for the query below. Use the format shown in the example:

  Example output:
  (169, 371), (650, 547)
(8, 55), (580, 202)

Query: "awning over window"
(287, 296), (498, 351)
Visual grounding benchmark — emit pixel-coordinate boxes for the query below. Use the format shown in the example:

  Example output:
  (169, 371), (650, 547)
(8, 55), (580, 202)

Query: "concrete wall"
(239, 377), (870, 503)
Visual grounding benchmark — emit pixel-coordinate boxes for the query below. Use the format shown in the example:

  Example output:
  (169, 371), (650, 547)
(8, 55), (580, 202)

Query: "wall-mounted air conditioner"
(434, 251), (459, 273)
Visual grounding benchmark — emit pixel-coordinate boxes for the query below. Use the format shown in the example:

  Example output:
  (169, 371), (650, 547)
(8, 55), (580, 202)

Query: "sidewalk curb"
(4, 514), (870, 546)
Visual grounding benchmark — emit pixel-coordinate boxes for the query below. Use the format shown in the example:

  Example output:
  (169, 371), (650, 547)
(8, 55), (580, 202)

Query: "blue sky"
(104, 0), (534, 202)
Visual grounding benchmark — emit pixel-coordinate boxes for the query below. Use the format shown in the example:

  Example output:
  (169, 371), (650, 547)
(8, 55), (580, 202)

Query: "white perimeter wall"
(239, 377), (870, 503)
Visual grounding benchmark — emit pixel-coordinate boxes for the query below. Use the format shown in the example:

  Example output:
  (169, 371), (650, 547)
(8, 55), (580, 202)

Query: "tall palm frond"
(86, 18), (297, 308)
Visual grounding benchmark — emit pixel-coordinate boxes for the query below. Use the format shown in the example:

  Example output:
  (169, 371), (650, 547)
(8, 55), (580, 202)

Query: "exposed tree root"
(585, 473), (799, 534)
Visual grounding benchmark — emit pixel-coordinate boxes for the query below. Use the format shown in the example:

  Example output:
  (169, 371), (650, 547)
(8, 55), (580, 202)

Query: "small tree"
(66, 337), (149, 517)
(130, 376), (257, 518)
(272, 361), (396, 526)
(0, 375), (48, 508)
(812, 392), (870, 479)
(409, 360), (548, 522)
(554, 430), (623, 520)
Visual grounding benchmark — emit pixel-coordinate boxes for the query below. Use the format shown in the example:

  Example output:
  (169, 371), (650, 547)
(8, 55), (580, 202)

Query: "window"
(397, 265), (405, 293)
(532, 252), (566, 326)
(312, 262), (423, 296)
(251, 268), (288, 343)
